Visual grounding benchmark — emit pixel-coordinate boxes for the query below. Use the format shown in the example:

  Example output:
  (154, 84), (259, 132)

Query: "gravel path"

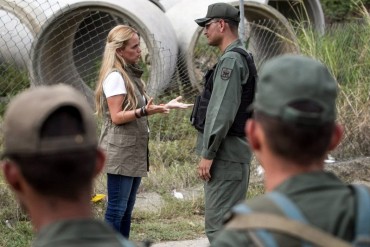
(152, 237), (209, 247)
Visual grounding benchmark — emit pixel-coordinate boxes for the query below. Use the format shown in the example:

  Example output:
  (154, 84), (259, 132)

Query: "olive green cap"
(253, 54), (338, 126)
(195, 2), (240, 27)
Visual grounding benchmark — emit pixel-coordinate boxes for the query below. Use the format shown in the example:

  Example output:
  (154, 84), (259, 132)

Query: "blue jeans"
(105, 174), (141, 238)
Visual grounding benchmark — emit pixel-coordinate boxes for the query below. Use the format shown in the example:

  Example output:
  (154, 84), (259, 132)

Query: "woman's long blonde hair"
(95, 25), (146, 116)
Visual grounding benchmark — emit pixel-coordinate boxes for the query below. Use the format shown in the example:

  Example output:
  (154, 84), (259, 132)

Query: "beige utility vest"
(99, 65), (149, 177)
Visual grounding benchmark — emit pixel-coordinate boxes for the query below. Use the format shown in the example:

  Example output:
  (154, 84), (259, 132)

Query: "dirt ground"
(151, 237), (209, 247)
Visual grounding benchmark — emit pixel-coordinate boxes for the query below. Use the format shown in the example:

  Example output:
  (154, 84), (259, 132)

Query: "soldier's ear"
(2, 161), (23, 193)
(246, 119), (261, 151)
(93, 148), (106, 178)
(328, 123), (344, 151)
(219, 19), (226, 32)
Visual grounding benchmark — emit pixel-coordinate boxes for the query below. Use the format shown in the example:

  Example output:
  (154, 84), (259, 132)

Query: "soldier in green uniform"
(212, 55), (370, 246)
(1, 85), (134, 247)
(192, 2), (257, 243)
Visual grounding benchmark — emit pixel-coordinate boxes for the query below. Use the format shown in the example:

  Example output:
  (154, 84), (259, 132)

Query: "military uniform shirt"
(212, 171), (358, 246)
(33, 219), (135, 247)
(196, 39), (252, 163)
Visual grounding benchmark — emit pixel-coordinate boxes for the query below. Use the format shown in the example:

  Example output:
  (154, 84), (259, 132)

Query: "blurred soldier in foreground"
(212, 55), (370, 246)
(1, 84), (134, 246)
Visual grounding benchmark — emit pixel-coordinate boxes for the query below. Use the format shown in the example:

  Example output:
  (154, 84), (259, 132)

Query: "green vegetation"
(0, 221), (32, 247)
(131, 195), (205, 242)
(0, 173), (32, 246)
(0, 64), (30, 97)
(295, 14), (370, 158)
(321, 0), (370, 22)
(0, 64), (30, 115)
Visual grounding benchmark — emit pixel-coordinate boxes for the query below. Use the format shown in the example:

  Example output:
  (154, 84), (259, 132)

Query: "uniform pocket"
(211, 160), (243, 181)
(106, 134), (136, 166)
(107, 134), (136, 147)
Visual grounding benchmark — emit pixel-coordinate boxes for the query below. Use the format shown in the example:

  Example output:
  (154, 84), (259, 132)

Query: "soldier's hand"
(198, 158), (213, 181)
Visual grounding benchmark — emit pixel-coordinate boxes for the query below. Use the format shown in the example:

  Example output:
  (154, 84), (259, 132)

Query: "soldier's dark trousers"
(204, 159), (250, 243)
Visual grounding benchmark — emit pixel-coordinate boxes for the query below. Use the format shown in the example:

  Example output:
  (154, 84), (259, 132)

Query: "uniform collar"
(224, 39), (243, 54)
(274, 171), (344, 195)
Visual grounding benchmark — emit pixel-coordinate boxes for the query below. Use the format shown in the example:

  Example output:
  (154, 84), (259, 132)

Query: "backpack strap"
(226, 186), (370, 247)
(267, 192), (309, 223)
(351, 184), (370, 245)
(232, 204), (279, 247)
(225, 213), (352, 247)
(266, 192), (311, 247)
(230, 193), (311, 247)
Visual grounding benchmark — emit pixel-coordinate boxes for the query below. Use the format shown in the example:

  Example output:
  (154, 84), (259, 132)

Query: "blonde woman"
(95, 25), (192, 238)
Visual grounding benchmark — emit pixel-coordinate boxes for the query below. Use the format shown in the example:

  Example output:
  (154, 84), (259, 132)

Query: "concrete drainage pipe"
(0, 0), (46, 69)
(268, 0), (325, 34)
(1, 0), (178, 107)
(161, 0), (325, 32)
(165, 0), (299, 91)
(30, 0), (178, 107)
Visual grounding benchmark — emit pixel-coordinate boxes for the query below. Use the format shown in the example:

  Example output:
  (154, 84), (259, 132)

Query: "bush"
(0, 64), (30, 116)
(295, 19), (370, 158)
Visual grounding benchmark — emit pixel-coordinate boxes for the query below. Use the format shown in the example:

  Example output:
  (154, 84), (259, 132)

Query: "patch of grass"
(0, 221), (33, 247)
(247, 183), (265, 199)
(145, 105), (200, 194)
(0, 174), (33, 246)
(0, 64), (30, 116)
(141, 161), (200, 194)
(0, 175), (27, 221)
(0, 64), (30, 97)
(149, 105), (196, 142)
(131, 195), (204, 243)
(132, 217), (204, 243)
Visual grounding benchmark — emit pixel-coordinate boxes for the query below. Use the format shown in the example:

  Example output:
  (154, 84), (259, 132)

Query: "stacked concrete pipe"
(1, 0), (178, 107)
(162, 0), (325, 91)
(0, 0), (46, 69)
(165, 0), (296, 91)
(0, 0), (325, 100)
(268, 0), (325, 34)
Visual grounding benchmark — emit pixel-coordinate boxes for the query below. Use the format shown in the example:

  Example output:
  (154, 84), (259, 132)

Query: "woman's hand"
(145, 98), (170, 115)
(165, 96), (194, 109)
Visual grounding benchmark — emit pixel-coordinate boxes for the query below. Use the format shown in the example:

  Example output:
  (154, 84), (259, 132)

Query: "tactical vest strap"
(226, 185), (370, 247)
(267, 192), (309, 223)
(225, 213), (352, 247)
(229, 47), (258, 84)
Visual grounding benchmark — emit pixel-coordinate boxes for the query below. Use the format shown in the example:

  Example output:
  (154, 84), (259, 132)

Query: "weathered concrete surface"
(152, 237), (209, 247)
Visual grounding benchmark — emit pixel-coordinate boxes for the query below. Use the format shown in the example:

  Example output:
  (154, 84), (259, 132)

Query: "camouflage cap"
(195, 2), (240, 27)
(252, 54), (338, 126)
(2, 84), (97, 157)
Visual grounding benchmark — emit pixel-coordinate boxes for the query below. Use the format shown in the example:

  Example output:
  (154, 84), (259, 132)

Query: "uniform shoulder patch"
(220, 67), (232, 80)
